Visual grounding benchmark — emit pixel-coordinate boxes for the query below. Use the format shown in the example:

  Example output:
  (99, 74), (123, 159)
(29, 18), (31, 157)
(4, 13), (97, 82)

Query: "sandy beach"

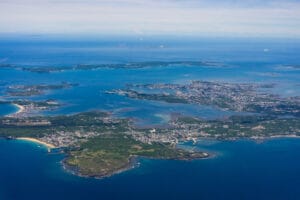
(17, 137), (56, 149)
(13, 103), (25, 114)
(270, 134), (299, 139)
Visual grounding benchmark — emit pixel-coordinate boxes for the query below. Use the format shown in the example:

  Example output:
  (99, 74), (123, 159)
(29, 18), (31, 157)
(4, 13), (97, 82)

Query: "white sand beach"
(17, 137), (56, 149)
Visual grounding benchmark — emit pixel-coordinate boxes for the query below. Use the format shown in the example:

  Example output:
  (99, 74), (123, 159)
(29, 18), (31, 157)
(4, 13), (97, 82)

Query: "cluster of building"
(2, 118), (51, 126)
(122, 81), (300, 115)
(40, 130), (101, 148)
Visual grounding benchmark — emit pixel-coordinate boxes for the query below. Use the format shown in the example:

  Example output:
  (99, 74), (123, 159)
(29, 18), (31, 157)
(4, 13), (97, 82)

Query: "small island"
(0, 61), (227, 74)
(6, 82), (78, 97)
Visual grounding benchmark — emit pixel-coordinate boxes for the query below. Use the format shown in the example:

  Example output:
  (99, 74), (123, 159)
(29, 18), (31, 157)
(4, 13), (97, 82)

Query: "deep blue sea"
(1, 138), (300, 200)
(0, 35), (300, 199)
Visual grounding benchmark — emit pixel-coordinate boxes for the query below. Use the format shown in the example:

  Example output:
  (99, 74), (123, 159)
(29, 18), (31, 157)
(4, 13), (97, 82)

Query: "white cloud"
(0, 0), (300, 37)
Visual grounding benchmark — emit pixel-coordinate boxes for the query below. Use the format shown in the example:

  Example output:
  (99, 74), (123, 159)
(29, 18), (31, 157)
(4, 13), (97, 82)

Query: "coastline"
(62, 152), (210, 179)
(17, 137), (56, 150)
(62, 156), (139, 179)
(5, 103), (25, 117)
(4, 134), (299, 179)
(249, 134), (300, 142)
(270, 134), (299, 139)
(13, 103), (25, 114)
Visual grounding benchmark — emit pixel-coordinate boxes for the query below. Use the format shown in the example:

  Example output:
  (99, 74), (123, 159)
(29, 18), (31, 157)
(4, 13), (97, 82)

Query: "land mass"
(0, 61), (227, 73)
(0, 109), (299, 178)
(6, 82), (78, 97)
(108, 81), (300, 117)
(0, 111), (208, 178)
(0, 80), (299, 178)
(0, 99), (60, 118)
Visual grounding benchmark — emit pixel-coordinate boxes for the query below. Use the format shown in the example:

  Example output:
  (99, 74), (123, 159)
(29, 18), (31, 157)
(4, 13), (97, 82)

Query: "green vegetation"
(0, 126), (51, 138)
(66, 134), (207, 178)
(124, 90), (189, 104)
(174, 115), (300, 139)
(0, 111), (126, 138)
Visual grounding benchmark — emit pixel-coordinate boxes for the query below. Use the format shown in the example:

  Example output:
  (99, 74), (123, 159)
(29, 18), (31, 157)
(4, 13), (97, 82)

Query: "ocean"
(0, 104), (17, 117)
(0, 35), (299, 199)
(1, 138), (300, 200)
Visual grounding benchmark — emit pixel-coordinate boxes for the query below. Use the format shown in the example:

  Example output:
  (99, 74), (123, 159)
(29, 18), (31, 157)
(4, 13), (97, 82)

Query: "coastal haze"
(1, 0), (300, 200)
(1, 0), (300, 37)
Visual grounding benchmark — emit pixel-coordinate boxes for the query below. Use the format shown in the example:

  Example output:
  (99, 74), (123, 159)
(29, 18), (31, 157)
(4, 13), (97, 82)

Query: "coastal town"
(2, 100), (60, 118)
(109, 81), (300, 116)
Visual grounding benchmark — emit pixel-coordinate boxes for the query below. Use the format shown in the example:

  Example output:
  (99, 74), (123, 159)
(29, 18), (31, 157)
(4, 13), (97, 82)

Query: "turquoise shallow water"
(1, 138), (300, 200)
(0, 36), (299, 199)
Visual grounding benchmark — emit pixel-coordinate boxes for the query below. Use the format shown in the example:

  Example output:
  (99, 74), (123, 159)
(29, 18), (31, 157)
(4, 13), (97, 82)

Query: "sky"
(0, 0), (300, 37)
